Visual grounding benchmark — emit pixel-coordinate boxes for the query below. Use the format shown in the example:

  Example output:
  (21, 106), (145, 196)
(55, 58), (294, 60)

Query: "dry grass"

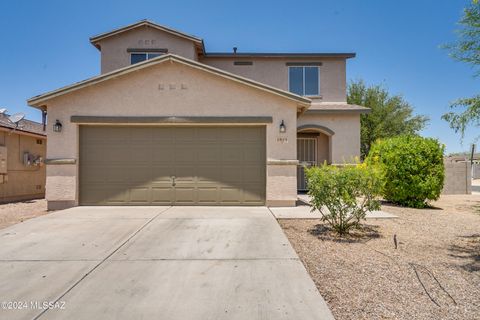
(279, 194), (480, 320)
(0, 199), (48, 230)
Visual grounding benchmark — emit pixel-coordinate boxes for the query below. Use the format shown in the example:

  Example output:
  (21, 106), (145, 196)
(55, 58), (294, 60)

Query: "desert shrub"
(366, 135), (445, 208)
(305, 163), (384, 235)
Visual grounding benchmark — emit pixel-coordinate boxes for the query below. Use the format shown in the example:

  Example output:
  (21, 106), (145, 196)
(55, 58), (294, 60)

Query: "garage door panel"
(175, 187), (196, 203)
(80, 186), (106, 204)
(81, 147), (105, 164)
(175, 147), (195, 162)
(221, 128), (245, 141)
(151, 166), (173, 182)
(80, 126), (265, 205)
(220, 167), (243, 182)
(130, 127), (153, 142)
(151, 128), (175, 141)
(243, 166), (265, 183)
(151, 187), (174, 204)
(127, 167), (152, 183)
(102, 145), (126, 162)
(129, 187), (151, 203)
(244, 146), (265, 162)
(175, 128), (196, 141)
(197, 144), (221, 162)
(221, 146), (244, 162)
(105, 186), (129, 204)
(242, 128), (264, 141)
(152, 147), (175, 163)
(80, 127), (110, 142)
(80, 166), (105, 183)
(197, 187), (218, 203)
(129, 146), (153, 162)
(197, 166), (220, 182)
(243, 184), (265, 202)
(197, 127), (220, 141)
(174, 166), (195, 182)
(105, 166), (129, 183)
(219, 187), (242, 203)
(98, 127), (130, 142)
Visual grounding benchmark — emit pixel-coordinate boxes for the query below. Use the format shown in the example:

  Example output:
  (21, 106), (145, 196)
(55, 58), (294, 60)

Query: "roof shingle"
(0, 114), (45, 136)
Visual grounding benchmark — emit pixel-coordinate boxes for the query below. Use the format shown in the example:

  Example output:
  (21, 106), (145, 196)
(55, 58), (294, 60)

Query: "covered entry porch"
(296, 125), (334, 191)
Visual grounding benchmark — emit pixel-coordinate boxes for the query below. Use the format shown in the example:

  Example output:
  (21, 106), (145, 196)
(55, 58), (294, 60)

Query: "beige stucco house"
(27, 20), (368, 210)
(0, 114), (46, 203)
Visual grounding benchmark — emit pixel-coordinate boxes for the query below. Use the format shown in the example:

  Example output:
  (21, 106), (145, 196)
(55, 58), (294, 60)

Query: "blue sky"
(0, 0), (477, 153)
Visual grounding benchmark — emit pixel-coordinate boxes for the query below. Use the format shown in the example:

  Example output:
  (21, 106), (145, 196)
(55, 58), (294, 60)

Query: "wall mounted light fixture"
(53, 119), (62, 132)
(279, 120), (286, 133)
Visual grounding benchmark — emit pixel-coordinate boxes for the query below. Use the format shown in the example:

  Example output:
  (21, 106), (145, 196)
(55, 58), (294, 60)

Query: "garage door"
(79, 126), (266, 205)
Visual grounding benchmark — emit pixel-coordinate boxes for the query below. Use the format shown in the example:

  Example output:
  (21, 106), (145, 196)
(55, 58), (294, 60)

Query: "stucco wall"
(44, 61), (299, 207)
(297, 113), (360, 163)
(473, 162), (480, 179)
(443, 161), (472, 194)
(0, 130), (46, 202)
(201, 57), (347, 103)
(98, 26), (198, 73)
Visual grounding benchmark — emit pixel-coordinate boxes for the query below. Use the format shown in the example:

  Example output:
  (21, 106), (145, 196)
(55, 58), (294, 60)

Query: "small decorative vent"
(234, 61), (253, 66)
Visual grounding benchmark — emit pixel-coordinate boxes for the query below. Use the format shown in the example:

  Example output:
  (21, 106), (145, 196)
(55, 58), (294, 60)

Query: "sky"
(0, 0), (478, 154)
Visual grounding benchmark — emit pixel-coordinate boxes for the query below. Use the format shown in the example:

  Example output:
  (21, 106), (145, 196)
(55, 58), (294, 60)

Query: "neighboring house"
(0, 113), (46, 203)
(27, 20), (368, 210)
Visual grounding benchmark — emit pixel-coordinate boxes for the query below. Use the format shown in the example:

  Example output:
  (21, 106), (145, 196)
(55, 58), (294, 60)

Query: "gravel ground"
(0, 199), (48, 230)
(279, 194), (480, 320)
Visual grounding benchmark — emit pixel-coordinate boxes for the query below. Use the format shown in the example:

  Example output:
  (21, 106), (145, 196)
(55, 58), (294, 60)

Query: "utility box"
(0, 146), (7, 174)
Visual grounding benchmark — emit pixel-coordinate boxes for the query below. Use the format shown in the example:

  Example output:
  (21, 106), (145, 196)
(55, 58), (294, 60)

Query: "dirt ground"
(0, 199), (48, 230)
(279, 194), (480, 320)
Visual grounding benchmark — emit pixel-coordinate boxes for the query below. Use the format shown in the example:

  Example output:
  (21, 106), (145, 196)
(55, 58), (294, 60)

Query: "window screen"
(288, 66), (319, 96)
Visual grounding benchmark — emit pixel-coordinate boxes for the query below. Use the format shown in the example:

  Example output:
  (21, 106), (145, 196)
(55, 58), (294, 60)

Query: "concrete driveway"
(0, 206), (333, 320)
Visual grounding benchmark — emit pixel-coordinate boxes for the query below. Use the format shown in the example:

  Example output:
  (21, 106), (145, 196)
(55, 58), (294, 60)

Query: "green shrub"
(305, 163), (384, 235)
(366, 135), (445, 208)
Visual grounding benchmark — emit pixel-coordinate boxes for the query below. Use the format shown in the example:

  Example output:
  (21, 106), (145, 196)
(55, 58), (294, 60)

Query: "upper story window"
(130, 52), (163, 64)
(288, 66), (320, 96)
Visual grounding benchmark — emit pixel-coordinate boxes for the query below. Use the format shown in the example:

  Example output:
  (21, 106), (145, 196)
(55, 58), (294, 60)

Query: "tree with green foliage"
(442, 2), (480, 138)
(366, 135), (445, 208)
(347, 80), (429, 158)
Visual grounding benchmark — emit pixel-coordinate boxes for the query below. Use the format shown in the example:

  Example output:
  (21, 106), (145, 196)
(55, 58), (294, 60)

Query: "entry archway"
(297, 125), (334, 191)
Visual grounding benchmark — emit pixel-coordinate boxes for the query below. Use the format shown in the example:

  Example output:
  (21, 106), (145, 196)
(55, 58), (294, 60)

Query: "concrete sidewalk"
(276, 194), (397, 219)
(0, 206), (334, 320)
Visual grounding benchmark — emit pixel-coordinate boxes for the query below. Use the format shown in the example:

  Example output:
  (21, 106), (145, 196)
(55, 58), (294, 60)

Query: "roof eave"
(305, 108), (370, 114)
(203, 52), (356, 59)
(0, 125), (46, 138)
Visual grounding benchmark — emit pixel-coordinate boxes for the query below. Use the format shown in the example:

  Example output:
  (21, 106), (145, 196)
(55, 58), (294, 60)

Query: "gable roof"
(90, 20), (205, 54)
(27, 54), (311, 109)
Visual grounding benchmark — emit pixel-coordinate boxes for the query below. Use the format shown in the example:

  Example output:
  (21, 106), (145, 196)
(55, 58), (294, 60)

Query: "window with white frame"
(288, 66), (320, 96)
(130, 52), (163, 65)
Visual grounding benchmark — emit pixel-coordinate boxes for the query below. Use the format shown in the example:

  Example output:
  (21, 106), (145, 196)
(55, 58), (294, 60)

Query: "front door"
(297, 137), (317, 191)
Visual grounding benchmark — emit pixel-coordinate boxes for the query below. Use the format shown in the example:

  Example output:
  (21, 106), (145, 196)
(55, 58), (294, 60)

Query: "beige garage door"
(79, 126), (266, 205)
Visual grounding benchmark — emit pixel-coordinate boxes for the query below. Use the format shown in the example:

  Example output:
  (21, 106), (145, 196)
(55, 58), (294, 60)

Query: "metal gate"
(297, 137), (317, 191)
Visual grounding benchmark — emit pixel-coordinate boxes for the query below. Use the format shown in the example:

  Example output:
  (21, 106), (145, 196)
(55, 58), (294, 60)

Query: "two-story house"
(28, 20), (368, 210)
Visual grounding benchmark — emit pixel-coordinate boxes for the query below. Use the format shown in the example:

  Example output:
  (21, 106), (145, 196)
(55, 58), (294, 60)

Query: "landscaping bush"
(305, 163), (384, 235)
(366, 135), (445, 208)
